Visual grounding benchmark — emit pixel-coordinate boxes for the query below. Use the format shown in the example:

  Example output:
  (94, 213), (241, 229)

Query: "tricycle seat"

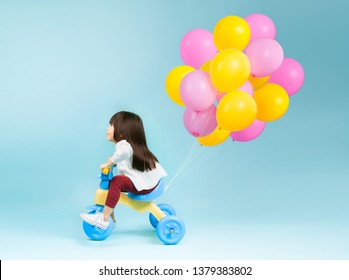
(128, 179), (165, 201)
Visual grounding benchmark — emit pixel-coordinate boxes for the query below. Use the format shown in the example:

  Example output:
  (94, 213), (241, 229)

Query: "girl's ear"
(116, 134), (123, 141)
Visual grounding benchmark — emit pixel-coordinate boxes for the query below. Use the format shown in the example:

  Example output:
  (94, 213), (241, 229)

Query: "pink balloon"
(180, 29), (218, 69)
(268, 58), (304, 96)
(216, 92), (226, 103)
(231, 119), (266, 142)
(183, 105), (217, 137)
(245, 38), (284, 77)
(216, 81), (253, 103)
(238, 80), (254, 96)
(180, 70), (218, 111)
(245, 14), (276, 41)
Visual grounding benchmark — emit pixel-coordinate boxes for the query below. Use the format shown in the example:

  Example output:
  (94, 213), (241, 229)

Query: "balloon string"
(165, 137), (205, 190)
(176, 107), (221, 175)
(165, 107), (224, 191)
(164, 137), (201, 190)
(165, 139), (229, 190)
(166, 140), (212, 189)
(171, 141), (227, 185)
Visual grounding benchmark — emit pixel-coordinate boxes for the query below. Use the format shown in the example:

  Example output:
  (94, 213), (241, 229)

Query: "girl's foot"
(80, 212), (110, 230)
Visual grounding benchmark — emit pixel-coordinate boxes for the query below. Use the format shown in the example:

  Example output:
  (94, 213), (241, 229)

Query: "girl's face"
(106, 124), (115, 142)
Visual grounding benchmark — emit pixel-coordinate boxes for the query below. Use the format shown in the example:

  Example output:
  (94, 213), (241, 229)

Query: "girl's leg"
(110, 211), (116, 223)
(102, 205), (114, 222)
(102, 175), (138, 221)
(80, 175), (157, 229)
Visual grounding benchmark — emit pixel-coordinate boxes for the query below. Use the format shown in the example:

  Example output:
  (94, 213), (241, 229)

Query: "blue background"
(0, 0), (348, 259)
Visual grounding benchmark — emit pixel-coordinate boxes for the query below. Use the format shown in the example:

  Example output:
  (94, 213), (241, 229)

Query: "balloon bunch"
(165, 14), (304, 146)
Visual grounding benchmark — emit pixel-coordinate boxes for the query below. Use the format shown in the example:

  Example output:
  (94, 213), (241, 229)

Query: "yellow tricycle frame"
(94, 188), (166, 222)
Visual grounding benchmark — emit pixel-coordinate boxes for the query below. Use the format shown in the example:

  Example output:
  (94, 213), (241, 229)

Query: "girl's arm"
(102, 141), (130, 170)
(100, 157), (115, 170)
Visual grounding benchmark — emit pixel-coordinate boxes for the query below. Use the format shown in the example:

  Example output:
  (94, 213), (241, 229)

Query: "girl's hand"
(100, 162), (111, 171)
(100, 157), (116, 171)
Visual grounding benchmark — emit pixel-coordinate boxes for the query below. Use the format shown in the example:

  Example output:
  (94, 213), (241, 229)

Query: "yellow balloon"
(213, 15), (251, 51)
(254, 83), (290, 122)
(165, 65), (195, 106)
(200, 60), (211, 73)
(197, 127), (230, 146)
(248, 75), (270, 90)
(210, 49), (250, 92)
(217, 90), (257, 131)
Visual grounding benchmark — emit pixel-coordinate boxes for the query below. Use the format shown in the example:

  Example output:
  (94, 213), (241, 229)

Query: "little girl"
(80, 111), (167, 229)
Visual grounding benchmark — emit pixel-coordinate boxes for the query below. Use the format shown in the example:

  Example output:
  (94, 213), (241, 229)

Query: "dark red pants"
(105, 175), (155, 208)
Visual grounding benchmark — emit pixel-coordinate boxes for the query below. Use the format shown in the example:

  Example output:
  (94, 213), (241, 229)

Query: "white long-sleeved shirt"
(110, 140), (167, 191)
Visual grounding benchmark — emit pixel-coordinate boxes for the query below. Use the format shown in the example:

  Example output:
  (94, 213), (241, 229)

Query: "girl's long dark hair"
(109, 111), (158, 172)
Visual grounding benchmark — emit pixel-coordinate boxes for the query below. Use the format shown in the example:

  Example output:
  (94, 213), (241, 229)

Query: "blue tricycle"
(82, 167), (185, 245)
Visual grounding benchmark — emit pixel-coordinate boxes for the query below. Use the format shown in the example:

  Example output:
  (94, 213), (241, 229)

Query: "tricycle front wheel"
(82, 210), (114, 241)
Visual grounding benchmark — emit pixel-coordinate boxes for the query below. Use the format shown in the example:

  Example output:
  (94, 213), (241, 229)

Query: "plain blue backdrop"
(0, 0), (348, 259)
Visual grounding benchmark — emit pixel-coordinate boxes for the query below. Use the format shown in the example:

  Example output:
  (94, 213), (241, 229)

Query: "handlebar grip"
(102, 168), (110, 175)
